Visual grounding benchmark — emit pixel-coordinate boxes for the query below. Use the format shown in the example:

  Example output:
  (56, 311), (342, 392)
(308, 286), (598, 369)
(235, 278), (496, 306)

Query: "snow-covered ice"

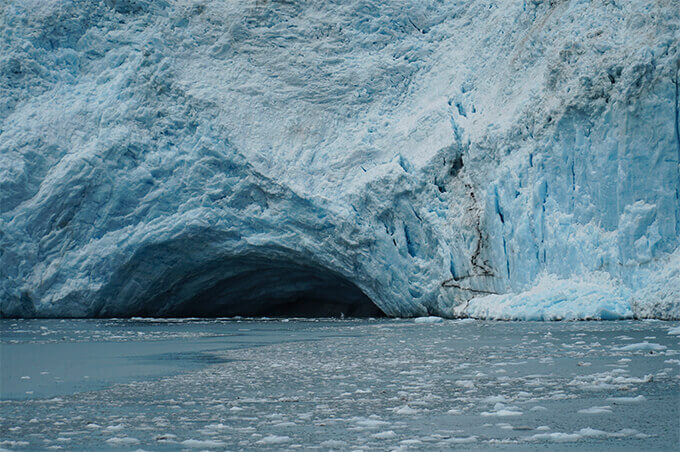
(1, 0), (679, 319)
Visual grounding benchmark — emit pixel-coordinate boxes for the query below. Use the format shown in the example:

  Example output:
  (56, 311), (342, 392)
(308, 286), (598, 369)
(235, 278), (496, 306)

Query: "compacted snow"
(1, 0), (679, 318)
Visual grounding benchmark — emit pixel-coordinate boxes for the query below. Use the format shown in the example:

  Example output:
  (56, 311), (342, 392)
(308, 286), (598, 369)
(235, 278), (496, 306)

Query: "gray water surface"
(1, 318), (679, 450)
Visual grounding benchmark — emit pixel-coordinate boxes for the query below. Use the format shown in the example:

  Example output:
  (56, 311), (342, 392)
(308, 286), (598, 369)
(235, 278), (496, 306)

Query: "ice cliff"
(1, 0), (679, 319)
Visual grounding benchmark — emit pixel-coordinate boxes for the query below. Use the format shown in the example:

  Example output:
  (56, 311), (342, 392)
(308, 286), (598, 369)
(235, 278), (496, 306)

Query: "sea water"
(1, 318), (678, 450)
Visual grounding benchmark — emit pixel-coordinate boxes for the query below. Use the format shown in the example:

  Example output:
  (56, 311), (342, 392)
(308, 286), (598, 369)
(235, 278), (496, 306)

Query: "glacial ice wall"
(1, 0), (679, 318)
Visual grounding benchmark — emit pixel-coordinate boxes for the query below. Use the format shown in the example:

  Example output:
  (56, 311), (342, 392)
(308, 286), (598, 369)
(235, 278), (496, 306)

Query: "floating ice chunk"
(577, 406), (613, 414)
(482, 395), (509, 404)
(105, 437), (140, 446)
(445, 436), (477, 443)
(455, 380), (475, 389)
(321, 440), (347, 447)
(667, 326), (680, 335)
(372, 431), (397, 439)
(273, 422), (296, 428)
(569, 371), (653, 390)
(528, 432), (583, 442)
(414, 316), (443, 324)
(355, 418), (390, 427)
(607, 395), (646, 403)
(181, 439), (226, 448)
(614, 342), (667, 352)
(203, 423), (228, 430)
(577, 428), (608, 437)
(0, 440), (30, 447)
(394, 405), (419, 415)
(529, 427), (648, 443)
(609, 428), (649, 438)
(481, 409), (522, 417)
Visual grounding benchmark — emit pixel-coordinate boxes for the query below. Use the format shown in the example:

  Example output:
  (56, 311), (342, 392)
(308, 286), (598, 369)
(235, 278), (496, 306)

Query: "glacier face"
(1, 0), (679, 318)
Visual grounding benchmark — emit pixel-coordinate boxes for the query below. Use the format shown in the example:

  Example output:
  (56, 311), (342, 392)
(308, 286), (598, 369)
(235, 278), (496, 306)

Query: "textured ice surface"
(0, 0), (679, 318)
(458, 273), (634, 320)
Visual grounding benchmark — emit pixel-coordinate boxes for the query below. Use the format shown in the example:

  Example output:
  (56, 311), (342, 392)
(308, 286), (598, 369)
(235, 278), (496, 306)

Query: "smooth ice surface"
(1, 318), (679, 449)
(1, 1), (679, 318)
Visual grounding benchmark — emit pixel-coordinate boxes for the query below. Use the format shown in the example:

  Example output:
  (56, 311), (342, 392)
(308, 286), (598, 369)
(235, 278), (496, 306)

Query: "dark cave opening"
(131, 256), (386, 318)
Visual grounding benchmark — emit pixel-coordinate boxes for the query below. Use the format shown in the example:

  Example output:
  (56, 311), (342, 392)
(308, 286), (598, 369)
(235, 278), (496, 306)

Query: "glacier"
(0, 0), (679, 319)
